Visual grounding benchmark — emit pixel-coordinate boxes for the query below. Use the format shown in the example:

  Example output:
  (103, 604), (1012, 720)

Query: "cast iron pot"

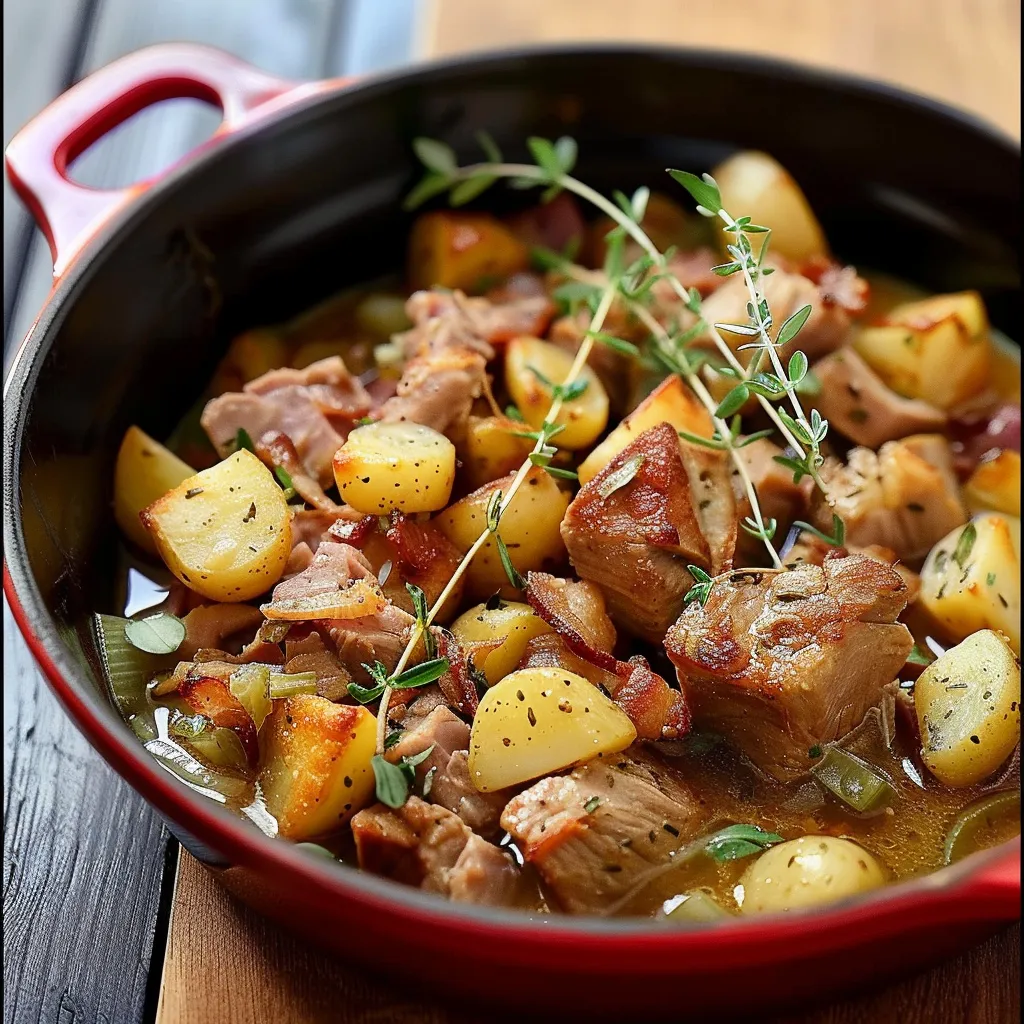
(4, 43), (1020, 1017)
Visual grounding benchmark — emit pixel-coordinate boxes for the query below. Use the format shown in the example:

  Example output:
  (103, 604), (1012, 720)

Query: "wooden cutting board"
(156, 1), (1020, 1021)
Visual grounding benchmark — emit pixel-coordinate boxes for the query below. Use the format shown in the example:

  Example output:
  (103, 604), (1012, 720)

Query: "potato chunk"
(578, 374), (712, 484)
(260, 696), (377, 839)
(114, 426), (195, 553)
(457, 415), (535, 490)
(436, 468), (570, 598)
(711, 150), (829, 263)
(919, 514), (1020, 653)
(451, 601), (553, 685)
(333, 421), (456, 515)
(854, 292), (992, 410)
(964, 450), (1020, 517)
(468, 667), (637, 792)
(141, 449), (291, 602)
(914, 630), (1021, 788)
(740, 837), (886, 914)
(408, 211), (528, 292)
(505, 336), (609, 450)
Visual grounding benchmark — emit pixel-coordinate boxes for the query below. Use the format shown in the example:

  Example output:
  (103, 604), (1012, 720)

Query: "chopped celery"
(944, 791), (1021, 865)
(811, 747), (895, 814)
(268, 671), (319, 699)
(229, 664), (272, 730)
(186, 727), (250, 774)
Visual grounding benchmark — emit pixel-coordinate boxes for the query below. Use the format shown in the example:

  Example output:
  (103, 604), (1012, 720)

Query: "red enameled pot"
(4, 44), (1020, 1018)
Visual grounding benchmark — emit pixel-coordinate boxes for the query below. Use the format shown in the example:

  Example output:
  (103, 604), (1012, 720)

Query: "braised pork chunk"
(665, 555), (914, 780)
(561, 423), (735, 643)
(501, 755), (702, 913)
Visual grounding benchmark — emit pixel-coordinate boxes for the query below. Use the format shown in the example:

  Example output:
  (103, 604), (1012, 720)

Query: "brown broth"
(107, 266), (1021, 917)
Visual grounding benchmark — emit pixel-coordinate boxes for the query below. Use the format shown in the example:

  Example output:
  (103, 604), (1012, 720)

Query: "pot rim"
(4, 41), (1020, 951)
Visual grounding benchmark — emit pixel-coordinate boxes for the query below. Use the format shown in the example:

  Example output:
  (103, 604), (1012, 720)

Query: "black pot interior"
(6, 46), (1021, 748)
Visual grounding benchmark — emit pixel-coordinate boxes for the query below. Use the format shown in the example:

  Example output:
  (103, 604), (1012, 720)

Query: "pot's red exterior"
(4, 43), (1020, 1017)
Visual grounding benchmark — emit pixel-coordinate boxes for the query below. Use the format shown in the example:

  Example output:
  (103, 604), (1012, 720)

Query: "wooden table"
(3, 1), (1019, 1022)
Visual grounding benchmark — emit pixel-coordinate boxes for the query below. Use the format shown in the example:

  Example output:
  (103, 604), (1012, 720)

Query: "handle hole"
(68, 97), (222, 189)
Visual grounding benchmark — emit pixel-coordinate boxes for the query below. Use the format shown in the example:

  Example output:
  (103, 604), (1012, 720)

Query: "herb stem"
(373, 273), (618, 753)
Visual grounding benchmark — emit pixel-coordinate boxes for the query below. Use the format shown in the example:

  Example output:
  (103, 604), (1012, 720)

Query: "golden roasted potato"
(468, 666), (637, 791)
(505, 336), (609, 450)
(408, 211), (528, 292)
(451, 601), (554, 685)
(333, 421), (456, 515)
(919, 514), (1020, 653)
(114, 426), (195, 553)
(964, 450), (1020, 517)
(854, 292), (992, 410)
(436, 467), (570, 598)
(740, 837), (886, 914)
(711, 150), (829, 263)
(457, 415), (535, 491)
(577, 374), (712, 484)
(260, 696), (377, 839)
(141, 449), (292, 602)
(914, 630), (1021, 787)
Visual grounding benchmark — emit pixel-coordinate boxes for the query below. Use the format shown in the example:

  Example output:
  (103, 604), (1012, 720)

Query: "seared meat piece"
(814, 434), (968, 562)
(811, 348), (947, 448)
(283, 628), (351, 702)
(178, 603), (264, 662)
(403, 287), (554, 354)
(253, 431), (340, 510)
(501, 755), (702, 914)
(731, 437), (810, 565)
(665, 555), (914, 781)
(327, 604), (414, 682)
(387, 705), (510, 838)
(377, 347), (489, 438)
(698, 267), (851, 363)
(782, 533), (921, 603)
(269, 541), (376, 606)
(291, 508), (368, 554)
(351, 797), (521, 906)
(560, 423), (735, 643)
(201, 357), (371, 488)
(525, 572), (618, 668)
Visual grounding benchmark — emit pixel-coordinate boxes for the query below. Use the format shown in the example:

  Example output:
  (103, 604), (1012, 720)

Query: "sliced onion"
(261, 578), (387, 621)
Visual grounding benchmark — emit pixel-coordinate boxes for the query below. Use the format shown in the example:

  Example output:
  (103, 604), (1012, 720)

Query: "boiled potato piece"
(451, 601), (554, 685)
(436, 468), (570, 598)
(578, 374), (712, 484)
(914, 630), (1021, 788)
(711, 150), (829, 263)
(854, 292), (992, 410)
(141, 449), (291, 602)
(458, 415), (535, 490)
(964, 450), (1020, 517)
(114, 426), (195, 553)
(468, 667), (637, 792)
(740, 837), (886, 914)
(505, 337), (609, 450)
(408, 211), (528, 292)
(260, 696), (376, 839)
(919, 514), (1020, 653)
(333, 421), (456, 515)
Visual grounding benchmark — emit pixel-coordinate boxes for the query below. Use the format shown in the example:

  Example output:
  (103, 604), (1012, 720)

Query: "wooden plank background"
(3, 0), (1019, 1022)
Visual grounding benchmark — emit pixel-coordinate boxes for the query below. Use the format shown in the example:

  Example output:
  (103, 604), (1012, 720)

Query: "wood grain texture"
(423, 0), (1021, 140)
(2, 604), (173, 1024)
(161, 852), (1019, 1024)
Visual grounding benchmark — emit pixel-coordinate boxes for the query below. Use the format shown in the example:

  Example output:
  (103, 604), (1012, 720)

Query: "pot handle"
(5, 43), (308, 276)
